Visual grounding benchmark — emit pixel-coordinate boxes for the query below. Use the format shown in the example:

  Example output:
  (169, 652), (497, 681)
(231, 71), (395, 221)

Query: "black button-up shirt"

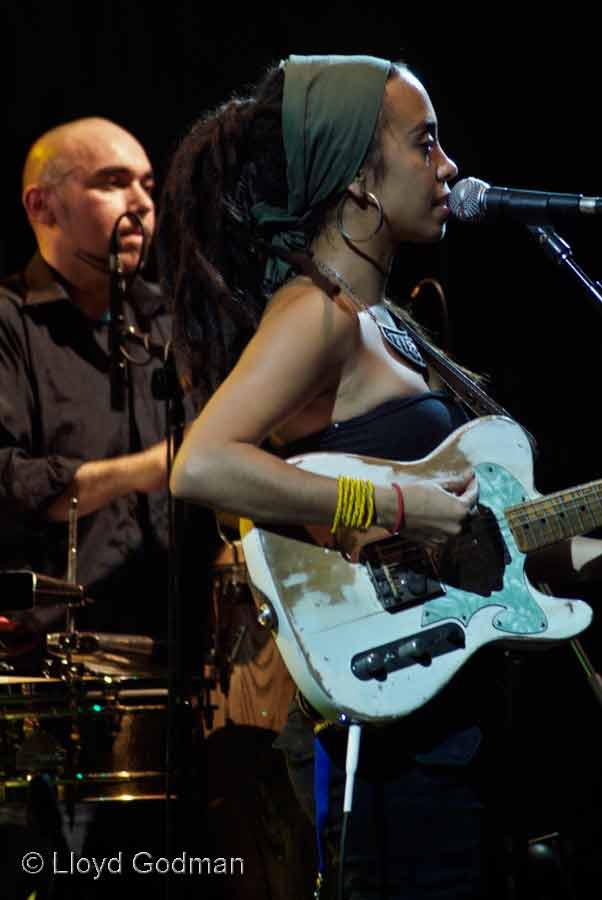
(0, 253), (180, 636)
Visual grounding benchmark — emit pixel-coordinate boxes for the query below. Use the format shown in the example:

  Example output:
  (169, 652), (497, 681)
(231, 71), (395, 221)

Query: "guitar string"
(506, 483), (602, 512)
(506, 491), (602, 525)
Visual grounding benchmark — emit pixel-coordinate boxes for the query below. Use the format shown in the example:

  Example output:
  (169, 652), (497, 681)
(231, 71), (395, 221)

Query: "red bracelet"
(390, 482), (404, 535)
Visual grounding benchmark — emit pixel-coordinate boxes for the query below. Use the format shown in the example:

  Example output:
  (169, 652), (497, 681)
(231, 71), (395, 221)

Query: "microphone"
(449, 177), (602, 225)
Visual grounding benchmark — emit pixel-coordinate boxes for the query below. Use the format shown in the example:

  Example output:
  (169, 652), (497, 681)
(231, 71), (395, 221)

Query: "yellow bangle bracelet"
(353, 479), (367, 529)
(363, 481), (375, 530)
(344, 477), (356, 527)
(332, 476), (376, 533)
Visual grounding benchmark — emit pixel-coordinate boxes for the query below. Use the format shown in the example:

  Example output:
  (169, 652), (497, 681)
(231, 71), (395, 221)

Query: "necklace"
(312, 258), (427, 371)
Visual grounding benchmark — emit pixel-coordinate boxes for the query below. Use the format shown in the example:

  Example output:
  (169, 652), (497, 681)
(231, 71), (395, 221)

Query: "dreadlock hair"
(157, 65), (287, 397)
(158, 62), (399, 399)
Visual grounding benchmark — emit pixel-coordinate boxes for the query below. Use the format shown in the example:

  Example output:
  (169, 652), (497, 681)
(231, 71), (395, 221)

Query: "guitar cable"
(337, 722), (363, 900)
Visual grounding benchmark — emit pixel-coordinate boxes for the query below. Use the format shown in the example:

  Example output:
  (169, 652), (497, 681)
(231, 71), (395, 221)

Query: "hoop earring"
(336, 191), (384, 243)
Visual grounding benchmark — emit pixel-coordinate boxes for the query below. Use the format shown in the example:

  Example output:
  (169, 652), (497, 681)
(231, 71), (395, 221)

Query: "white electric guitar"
(240, 416), (595, 724)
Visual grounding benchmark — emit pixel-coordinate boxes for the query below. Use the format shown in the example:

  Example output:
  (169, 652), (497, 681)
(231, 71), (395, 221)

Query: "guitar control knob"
(257, 602), (276, 630)
(351, 651), (387, 681)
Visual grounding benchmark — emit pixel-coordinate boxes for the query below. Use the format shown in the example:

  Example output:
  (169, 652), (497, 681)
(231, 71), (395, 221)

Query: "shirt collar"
(22, 252), (168, 319)
(22, 252), (71, 306)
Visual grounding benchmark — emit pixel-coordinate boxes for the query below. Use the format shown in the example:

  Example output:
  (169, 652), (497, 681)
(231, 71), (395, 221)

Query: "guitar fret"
(507, 481), (602, 552)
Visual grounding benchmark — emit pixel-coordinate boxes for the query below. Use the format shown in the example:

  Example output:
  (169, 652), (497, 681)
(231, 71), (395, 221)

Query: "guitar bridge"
(364, 539), (445, 613)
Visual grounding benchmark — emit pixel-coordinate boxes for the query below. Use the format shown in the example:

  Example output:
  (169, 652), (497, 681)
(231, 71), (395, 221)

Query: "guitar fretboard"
(506, 480), (602, 552)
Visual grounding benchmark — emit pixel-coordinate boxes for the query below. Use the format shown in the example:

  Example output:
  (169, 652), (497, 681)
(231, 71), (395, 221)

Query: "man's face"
(47, 123), (155, 275)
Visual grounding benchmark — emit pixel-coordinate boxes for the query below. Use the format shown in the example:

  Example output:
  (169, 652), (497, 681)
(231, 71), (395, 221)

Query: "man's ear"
(23, 185), (56, 226)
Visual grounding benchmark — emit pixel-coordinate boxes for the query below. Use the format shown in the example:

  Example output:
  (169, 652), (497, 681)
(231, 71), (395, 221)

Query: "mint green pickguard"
(422, 463), (547, 635)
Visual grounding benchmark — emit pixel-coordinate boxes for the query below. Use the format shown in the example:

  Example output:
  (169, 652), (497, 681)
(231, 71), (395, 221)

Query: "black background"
(5, 2), (602, 884)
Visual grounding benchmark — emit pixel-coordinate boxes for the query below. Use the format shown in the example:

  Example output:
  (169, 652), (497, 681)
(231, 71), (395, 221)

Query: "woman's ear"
(23, 185), (56, 227)
(346, 171), (368, 207)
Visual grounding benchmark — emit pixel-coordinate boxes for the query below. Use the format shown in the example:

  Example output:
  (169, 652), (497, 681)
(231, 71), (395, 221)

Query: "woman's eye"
(422, 140), (434, 158)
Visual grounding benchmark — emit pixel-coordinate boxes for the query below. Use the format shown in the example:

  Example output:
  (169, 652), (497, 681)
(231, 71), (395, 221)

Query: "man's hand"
(46, 440), (168, 521)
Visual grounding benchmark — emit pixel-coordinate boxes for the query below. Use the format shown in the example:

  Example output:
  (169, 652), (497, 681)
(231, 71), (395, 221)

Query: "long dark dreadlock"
(157, 61), (395, 399)
(157, 65), (290, 397)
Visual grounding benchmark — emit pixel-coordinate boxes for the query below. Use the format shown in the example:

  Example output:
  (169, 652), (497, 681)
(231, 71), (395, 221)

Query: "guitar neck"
(507, 479), (602, 552)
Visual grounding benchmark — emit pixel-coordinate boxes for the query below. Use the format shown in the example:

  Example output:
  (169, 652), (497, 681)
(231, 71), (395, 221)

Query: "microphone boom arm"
(528, 224), (602, 313)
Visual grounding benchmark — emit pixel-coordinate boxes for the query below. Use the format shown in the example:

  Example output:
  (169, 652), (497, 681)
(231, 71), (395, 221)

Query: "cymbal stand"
(64, 496), (81, 827)
(65, 497), (78, 635)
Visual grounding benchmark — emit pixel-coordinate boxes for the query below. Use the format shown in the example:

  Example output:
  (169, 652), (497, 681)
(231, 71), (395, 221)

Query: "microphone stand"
(108, 215), (207, 896)
(127, 330), (208, 899)
(150, 343), (196, 899)
(527, 223), (602, 704)
(123, 329), (207, 886)
(514, 225), (602, 896)
(528, 225), (602, 311)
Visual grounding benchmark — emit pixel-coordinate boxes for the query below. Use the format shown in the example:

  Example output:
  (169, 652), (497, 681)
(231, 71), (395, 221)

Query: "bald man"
(0, 117), (180, 640)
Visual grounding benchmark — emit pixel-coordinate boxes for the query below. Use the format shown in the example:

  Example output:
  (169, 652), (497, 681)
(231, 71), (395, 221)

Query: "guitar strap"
(387, 305), (539, 457)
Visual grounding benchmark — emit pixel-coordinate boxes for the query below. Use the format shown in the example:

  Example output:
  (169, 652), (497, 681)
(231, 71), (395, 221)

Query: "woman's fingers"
(402, 471), (479, 540)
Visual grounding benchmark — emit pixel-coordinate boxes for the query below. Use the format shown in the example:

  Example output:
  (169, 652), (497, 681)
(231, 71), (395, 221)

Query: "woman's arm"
(171, 283), (477, 537)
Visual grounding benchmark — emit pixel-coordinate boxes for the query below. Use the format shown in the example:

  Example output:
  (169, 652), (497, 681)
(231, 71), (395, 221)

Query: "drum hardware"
(215, 514), (243, 563)
(200, 664), (220, 732)
(43, 655), (87, 680)
(1, 674), (176, 803)
(0, 504), (87, 662)
(63, 496), (80, 681)
(208, 534), (252, 708)
(257, 602), (276, 631)
(46, 631), (166, 678)
(227, 624), (247, 666)
(0, 502), (205, 808)
(211, 623), (248, 697)
(0, 570), (87, 612)
(15, 726), (67, 772)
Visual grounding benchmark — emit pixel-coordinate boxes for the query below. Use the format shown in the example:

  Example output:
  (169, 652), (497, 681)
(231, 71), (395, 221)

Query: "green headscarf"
(251, 54), (391, 293)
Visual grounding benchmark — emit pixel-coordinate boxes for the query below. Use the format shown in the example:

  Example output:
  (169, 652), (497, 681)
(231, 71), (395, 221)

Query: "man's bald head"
(22, 117), (143, 193)
(22, 116), (155, 294)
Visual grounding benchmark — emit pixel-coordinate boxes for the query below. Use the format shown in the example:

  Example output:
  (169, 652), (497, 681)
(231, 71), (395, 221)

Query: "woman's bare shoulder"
(262, 275), (357, 329)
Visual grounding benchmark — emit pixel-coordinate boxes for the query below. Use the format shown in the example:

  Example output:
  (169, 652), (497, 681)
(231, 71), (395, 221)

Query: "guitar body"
(240, 416), (592, 724)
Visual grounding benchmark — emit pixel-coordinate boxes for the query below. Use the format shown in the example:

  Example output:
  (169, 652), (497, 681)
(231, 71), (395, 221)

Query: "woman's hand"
(402, 469), (479, 542)
(337, 469), (478, 562)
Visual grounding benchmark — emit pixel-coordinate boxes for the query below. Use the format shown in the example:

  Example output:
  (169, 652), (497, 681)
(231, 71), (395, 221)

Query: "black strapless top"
(272, 390), (469, 462)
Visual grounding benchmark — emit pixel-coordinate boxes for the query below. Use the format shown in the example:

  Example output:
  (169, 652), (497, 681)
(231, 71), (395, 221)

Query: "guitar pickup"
(350, 623), (465, 682)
